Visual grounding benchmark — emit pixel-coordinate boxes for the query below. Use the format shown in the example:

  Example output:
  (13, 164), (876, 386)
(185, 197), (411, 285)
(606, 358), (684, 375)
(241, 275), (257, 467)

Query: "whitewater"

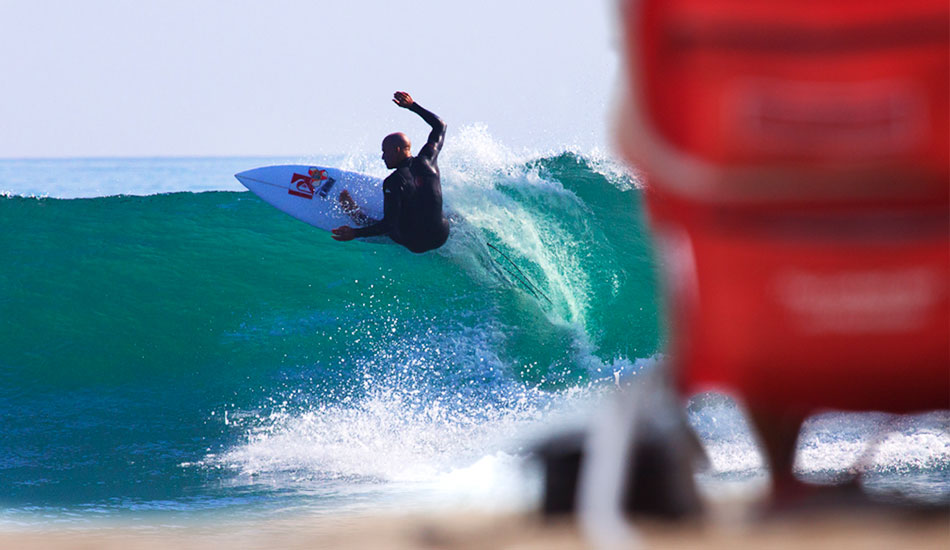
(0, 126), (947, 525)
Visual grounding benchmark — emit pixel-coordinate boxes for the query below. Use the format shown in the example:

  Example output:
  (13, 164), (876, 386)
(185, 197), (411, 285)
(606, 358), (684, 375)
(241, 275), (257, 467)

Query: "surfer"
(331, 91), (450, 253)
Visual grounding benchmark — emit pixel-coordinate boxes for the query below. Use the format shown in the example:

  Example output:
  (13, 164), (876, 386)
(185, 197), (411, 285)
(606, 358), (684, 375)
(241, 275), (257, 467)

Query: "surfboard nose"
(234, 171), (248, 187)
(234, 167), (268, 189)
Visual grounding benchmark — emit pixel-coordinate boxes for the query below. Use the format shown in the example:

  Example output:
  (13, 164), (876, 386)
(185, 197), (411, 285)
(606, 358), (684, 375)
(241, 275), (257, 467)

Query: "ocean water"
(1, 127), (947, 525)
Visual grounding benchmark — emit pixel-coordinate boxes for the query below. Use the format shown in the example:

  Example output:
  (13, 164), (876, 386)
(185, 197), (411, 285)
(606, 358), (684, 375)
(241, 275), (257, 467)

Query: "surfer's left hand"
(332, 226), (356, 241)
(393, 91), (414, 109)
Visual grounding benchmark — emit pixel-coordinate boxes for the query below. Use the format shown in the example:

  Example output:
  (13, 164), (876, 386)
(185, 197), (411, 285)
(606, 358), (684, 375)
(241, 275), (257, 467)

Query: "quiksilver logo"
(289, 169), (335, 200)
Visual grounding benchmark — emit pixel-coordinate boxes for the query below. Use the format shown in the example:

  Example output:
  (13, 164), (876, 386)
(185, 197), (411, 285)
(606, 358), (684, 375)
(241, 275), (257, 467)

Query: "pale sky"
(1, 1), (620, 158)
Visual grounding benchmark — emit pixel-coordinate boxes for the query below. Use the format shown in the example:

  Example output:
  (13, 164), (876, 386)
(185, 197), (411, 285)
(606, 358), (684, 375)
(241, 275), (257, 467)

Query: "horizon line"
(0, 153), (347, 162)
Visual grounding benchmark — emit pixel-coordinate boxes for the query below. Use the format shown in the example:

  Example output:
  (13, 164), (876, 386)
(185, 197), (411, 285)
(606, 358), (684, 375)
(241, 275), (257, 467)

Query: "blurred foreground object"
(538, 1), (949, 543)
(615, 0), (949, 503)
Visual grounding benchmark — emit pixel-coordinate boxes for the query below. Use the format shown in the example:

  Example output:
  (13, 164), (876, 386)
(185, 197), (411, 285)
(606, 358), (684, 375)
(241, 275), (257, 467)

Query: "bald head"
(383, 132), (410, 150)
(381, 132), (412, 169)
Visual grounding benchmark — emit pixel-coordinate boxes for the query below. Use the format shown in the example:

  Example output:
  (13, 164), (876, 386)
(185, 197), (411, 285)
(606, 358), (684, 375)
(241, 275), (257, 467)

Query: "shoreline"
(2, 507), (947, 549)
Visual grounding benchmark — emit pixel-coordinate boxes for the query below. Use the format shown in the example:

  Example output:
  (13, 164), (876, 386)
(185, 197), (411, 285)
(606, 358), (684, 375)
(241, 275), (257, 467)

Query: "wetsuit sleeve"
(410, 103), (446, 162)
(352, 176), (401, 238)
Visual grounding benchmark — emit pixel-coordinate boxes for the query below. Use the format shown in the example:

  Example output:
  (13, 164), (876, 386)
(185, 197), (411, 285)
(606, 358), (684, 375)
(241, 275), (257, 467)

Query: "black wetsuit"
(352, 103), (449, 253)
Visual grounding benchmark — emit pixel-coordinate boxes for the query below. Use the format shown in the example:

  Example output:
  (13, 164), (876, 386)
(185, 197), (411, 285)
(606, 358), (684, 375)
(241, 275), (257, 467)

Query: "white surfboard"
(235, 164), (386, 236)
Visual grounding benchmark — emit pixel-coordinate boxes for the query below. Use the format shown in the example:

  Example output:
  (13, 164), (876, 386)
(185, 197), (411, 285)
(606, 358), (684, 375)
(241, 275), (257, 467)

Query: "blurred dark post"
(615, 0), (949, 500)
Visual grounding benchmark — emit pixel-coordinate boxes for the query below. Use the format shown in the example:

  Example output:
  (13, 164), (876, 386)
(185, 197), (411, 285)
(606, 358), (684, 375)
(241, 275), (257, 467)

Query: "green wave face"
(0, 152), (662, 514)
(0, 153), (659, 388)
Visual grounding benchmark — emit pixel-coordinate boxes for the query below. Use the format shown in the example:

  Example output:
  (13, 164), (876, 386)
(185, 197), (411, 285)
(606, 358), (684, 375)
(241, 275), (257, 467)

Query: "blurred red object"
(616, 0), (949, 418)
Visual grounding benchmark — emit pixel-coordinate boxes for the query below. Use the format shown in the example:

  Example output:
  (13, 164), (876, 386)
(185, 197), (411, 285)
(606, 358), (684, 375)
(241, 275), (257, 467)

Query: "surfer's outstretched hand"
(331, 226), (356, 241)
(393, 91), (414, 109)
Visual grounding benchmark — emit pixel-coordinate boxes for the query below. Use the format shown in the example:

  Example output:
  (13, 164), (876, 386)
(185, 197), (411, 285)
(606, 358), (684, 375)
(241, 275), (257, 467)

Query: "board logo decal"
(290, 169), (336, 200)
(317, 177), (336, 198)
(289, 173), (316, 199)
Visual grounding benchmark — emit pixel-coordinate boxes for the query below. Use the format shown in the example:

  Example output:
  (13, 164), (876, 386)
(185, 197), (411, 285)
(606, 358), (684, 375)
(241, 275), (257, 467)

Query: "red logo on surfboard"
(289, 169), (334, 200)
(290, 173), (316, 199)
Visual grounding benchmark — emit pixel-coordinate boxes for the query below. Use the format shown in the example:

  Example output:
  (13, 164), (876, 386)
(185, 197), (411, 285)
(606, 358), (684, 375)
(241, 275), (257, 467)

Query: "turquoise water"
(1, 135), (947, 524)
(0, 144), (664, 521)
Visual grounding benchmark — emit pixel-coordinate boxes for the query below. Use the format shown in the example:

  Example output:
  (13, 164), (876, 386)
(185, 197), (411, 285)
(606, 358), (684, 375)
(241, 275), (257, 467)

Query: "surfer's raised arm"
(393, 91), (446, 161)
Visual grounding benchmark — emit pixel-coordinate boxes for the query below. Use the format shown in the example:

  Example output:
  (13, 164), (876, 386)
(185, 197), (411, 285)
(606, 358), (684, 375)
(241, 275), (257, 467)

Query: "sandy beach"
(3, 507), (947, 550)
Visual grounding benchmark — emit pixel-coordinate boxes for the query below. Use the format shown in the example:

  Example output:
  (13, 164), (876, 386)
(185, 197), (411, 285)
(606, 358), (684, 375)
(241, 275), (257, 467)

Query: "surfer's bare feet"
(338, 189), (371, 225)
(339, 190), (358, 213)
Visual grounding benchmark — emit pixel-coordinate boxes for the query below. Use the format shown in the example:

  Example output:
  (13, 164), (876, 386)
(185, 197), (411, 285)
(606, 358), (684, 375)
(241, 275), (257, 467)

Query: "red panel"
(619, 0), (950, 415)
